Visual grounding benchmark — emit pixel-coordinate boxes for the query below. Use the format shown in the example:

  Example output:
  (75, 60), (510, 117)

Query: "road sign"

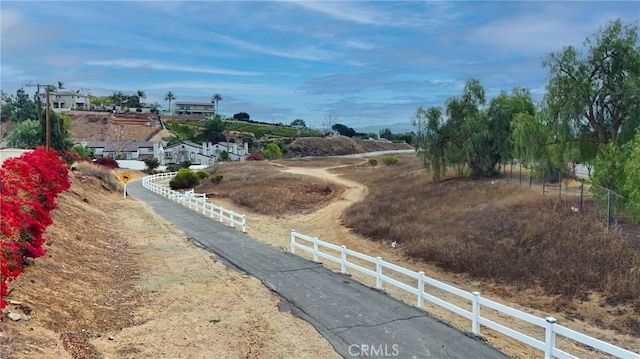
(119, 172), (131, 183)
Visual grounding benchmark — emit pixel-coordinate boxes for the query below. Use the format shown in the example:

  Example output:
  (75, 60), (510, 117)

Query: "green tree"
(290, 119), (306, 128)
(233, 112), (250, 121)
(71, 144), (94, 159)
(201, 116), (226, 143)
(413, 106), (446, 181)
(218, 150), (229, 161)
(332, 123), (356, 137)
(164, 91), (176, 113)
(212, 93), (223, 115)
(543, 19), (640, 147)
(264, 142), (282, 160)
(7, 119), (42, 148)
(623, 135), (640, 221)
(12, 88), (38, 122)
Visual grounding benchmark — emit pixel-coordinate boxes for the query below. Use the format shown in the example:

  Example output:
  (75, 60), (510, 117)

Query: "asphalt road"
(128, 181), (510, 359)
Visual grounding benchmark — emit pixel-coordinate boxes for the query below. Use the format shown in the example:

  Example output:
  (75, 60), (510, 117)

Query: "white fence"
(142, 172), (246, 232)
(290, 230), (639, 359)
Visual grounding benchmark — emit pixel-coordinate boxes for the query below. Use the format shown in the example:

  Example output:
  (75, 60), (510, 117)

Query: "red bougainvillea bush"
(1, 147), (70, 310)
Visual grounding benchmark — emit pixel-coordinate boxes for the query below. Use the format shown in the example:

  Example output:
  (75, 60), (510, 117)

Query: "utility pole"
(25, 83), (53, 151)
(45, 86), (51, 151)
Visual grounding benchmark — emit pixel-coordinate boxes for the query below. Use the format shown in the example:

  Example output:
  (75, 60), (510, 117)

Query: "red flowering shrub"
(94, 157), (119, 169)
(246, 154), (264, 161)
(0, 147), (70, 310)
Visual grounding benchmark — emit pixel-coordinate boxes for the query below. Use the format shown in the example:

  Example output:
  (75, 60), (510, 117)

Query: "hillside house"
(173, 102), (216, 116)
(163, 141), (249, 165)
(38, 90), (90, 112)
(78, 140), (163, 160)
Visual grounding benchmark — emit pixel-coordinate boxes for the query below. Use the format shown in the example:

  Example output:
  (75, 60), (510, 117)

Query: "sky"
(1, 1), (639, 132)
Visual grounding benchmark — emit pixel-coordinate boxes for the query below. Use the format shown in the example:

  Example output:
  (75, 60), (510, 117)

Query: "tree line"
(413, 19), (640, 220)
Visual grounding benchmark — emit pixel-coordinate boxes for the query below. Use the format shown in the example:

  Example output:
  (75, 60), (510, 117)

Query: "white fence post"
(472, 291), (480, 334)
(290, 230), (296, 254)
(340, 245), (347, 274)
(544, 317), (557, 359)
(375, 257), (383, 289)
(219, 206), (224, 222)
(241, 215), (246, 233)
(313, 237), (319, 262)
(229, 210), (235, 228)
(417, 271), (425, 308)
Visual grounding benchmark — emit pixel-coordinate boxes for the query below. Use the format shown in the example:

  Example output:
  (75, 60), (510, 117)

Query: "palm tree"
(165, 91), (176, 113)
(211, 93), (223, 116)
(57, 81), (65, 90)
(137, 90), (146, 106)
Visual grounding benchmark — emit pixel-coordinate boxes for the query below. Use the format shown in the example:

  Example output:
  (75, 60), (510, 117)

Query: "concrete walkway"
(128, 181), (509, 359)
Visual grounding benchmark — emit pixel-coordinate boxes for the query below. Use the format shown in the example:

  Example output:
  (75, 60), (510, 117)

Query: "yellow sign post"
(119, 172), (131, 199)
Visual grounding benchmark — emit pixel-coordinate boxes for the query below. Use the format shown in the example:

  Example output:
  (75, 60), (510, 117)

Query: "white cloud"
(84, 59), (261, 76)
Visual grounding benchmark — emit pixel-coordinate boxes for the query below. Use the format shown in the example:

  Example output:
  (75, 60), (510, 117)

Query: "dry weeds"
(195, 161), (344, 215)
(331, 155), (640, 335)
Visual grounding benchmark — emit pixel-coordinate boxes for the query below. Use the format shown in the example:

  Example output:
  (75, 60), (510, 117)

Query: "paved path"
(128, 181), (509, 359)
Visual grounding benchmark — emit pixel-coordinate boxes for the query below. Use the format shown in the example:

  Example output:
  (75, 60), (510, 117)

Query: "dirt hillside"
(0, 167), (339, 359)
(287, 136), (412, 157)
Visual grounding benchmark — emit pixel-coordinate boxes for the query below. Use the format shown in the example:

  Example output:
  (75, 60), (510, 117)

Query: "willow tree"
(544, 19), (640, 147)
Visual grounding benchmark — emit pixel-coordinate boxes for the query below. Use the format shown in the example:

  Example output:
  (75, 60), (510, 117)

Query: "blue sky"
(1, 1), (638, 132)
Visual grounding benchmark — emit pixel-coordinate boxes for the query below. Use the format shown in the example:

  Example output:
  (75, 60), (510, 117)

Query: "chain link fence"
(500, 162), (640, 236)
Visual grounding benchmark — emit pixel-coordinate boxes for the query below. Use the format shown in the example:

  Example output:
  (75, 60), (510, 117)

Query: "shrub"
(219, 151), (229, 162)
(169, 169), (200, 189)
(210, 174), (224, 184)
(381, 155), (398, 165)
(143, 157), (160, 172)
(167, 164), (181, 172)
(94, 157), (119, 169)
(264, 142), (282, 160)
(196, 170), (209, 179)
(368, 158), (378, 166)
(1, 147), (70, 310)
(74, 162), (121, 191)
(246, 154), (264, 161)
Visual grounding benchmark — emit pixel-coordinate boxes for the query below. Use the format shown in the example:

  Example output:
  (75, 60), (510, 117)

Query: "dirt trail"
(206, 163), (640, 359)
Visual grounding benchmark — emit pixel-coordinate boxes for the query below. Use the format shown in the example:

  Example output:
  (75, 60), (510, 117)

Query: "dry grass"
(195, 161), (344, 215)
(73, 161), (122, 191)
(333, 155), (640, 308)
(273, 157), (364, 168)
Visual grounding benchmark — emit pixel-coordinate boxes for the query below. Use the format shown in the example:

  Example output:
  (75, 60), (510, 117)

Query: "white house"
(38, 90), (90, 112)
(162, 141), (249, 165)
(79, 140), (163, 160)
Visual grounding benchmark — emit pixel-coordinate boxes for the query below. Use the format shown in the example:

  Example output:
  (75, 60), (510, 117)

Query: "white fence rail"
(290, 230), (639, 359)
(142, 172), (246, 232)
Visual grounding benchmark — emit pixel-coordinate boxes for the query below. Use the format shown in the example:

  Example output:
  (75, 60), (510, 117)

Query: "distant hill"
(287, 136), (413, 158)
(353, 122), (415, 135)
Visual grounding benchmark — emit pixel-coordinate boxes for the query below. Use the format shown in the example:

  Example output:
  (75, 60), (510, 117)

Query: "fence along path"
(290, 230), (640, 359)
(142, 172), (246, 232)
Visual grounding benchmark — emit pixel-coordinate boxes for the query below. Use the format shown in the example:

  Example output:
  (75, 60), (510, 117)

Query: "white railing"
(290, 230), (639, 359)
(142, 172), (246, 232)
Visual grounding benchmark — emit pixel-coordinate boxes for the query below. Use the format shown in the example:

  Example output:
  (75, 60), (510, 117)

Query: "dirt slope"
(287, 136), (412, 157)
(0, 169), (339, 359)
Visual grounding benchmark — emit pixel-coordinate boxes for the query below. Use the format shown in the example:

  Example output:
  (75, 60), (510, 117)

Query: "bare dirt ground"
(0, 169), (339, 359)
(204, 161), (640, 359)
(66, 111), (158, 142)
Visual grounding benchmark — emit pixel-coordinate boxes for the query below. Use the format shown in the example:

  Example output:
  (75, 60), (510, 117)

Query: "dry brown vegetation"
(195, 161), (344, 215)
(274, 157), (364, 168)
(329, 155), (640, 335)
(287, 136), (412, 157)
(66, 111), (158, 142)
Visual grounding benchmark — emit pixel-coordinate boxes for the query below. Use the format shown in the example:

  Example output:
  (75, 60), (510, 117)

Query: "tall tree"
(543, 19), (640, 146)
(164, 91), (176, 113)
(57, 81), (65, 90)
(212, 93), (223, 115)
